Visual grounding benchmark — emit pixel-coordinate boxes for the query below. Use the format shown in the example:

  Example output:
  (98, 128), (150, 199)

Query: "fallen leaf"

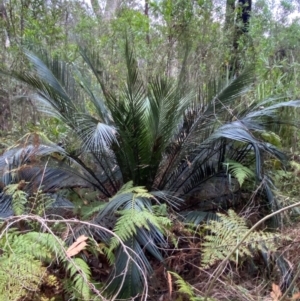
(66, 235), (88, 257)
(270, 283), (282, 301)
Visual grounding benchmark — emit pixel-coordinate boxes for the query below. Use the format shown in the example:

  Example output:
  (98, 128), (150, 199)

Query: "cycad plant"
(0, 43), (300, 299)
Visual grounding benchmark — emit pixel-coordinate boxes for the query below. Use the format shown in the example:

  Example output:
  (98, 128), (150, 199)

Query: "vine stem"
(204, 200), (300, 301)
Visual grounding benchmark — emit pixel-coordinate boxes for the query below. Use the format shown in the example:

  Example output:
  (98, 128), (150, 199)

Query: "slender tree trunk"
(103, 0), (121, 21)
(144, 0), (150, 45)
(224, 0), (252, 75)
(224, 0), (235, 30)
(238, 0), (252, 33)
(90, 0), (102, 19)
(0, 0), (10, 47)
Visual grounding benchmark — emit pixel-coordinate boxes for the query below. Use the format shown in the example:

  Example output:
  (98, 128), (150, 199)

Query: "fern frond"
(23, 232), (65, 261)
(110, 181), (152, 200)
(0, 230), (93, 300)
(201, 210), (280, 268)
(169, 271), (195, 298)
(169, 271), (216, 301)
(0, 252), (46, 300)
(29, 190), (55, 216)
(152, 203), (168, 216)
(224, 160), (255, 187)
(4, 183), (28, 215)
(115, 180), (134, 194)
(82, 203), (106, 219)
(64, 257), (91, 300)
(110, 208), (171, 250)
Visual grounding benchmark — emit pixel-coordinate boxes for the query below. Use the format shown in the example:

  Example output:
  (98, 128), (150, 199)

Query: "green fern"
(107, 182), (171, 251)
(110, 207), (171, 251)
(110, 180), (153, 199)
(80, 202), (106, 219)
(169, 271), (216, 301)
(201, 210), (280, 268)
(64, 257), (91, 300)
(0, 231), (92, 300)
(224, 160), (255, 187)
(115, 180), (134, 194)
(29, 190), (55, 216)
(4, 184), (55, 217)
(0, 253), (46, 301)
(4, 183), (28, 215)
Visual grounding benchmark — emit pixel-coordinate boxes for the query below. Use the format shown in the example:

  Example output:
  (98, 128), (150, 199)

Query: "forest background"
(1, 0), (300, 300)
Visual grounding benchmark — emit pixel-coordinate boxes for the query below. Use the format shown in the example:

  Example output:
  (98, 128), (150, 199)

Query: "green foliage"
(0, 253), (46, 301)
(4, 184), (55, 217)
(0, 231), (92, 300)
(64, 257), (91, 300)
(224, 159), (255, 187)
(169, 271), (197, 300)
(5, 183), (28, 215)
(169, 271), (216, 301)
(29, 190), (55, 216)
(2, 1), (300, 297)
(110, 207), (171, 250)
(260, 130), (282, 147)
(1, 1), (300, 300)
(201, 210), (280, 268)
(112, 180), (153, 199)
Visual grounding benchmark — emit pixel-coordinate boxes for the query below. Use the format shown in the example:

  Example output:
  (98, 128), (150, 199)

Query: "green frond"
(3, 184), (59, 218)
(169, 271), (217, 301)
(260, 131), (282, 147)
(0, 232), (56, 300)
(224, 160), (255, 187)
(4, 183), (28, 215)
(201, 210), (280, 268)
(0, 253), (46, 301)
(64, 257), (91, 300)
(169, 271), (195, 298)
(116, 180), (134, 193)
(29, 190), (55, 216)
(152, 203), (168, 216)
(80, 202), (106, 220)
(13, 232), (64, 262)
(111, 181), (152, 199)
(0, 230), (93, 300)
(110, 207), (171, 251)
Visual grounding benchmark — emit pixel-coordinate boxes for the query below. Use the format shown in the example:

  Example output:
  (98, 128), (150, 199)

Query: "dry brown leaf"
(270, 283), (282, 301)
(66, 235), (88, 257)
(167, 271), (172, 297)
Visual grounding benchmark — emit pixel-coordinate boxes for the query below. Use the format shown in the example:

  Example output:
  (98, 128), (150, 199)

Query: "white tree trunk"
(103, 0), (121, 20)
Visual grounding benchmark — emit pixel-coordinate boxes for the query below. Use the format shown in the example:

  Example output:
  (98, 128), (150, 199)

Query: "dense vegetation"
(1, 1), (300, 300)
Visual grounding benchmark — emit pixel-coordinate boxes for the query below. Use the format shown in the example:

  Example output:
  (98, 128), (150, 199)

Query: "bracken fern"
(201, 210), (280, 268)
(0, 230), (92, 300)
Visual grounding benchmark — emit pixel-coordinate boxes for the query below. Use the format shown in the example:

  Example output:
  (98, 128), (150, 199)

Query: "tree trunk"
(90, 0), (102, 19)
(103, 0), (121, 21)
(144, 0), (149, 45)
(0, 1), (10, 47)
(224, 0), (235, 30)
(238, 0), (252, 33)
(224, 0), (252, 75)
